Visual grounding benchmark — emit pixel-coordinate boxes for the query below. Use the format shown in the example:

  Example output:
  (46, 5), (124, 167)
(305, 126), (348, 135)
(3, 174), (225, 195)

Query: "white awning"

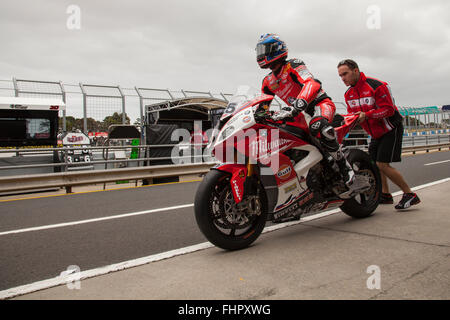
(0, 96), (66, 111)
(145, 96), (227, 114)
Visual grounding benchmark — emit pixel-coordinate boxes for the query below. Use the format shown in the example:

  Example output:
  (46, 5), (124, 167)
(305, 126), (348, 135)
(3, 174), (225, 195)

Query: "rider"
(256, 33), (355, 187)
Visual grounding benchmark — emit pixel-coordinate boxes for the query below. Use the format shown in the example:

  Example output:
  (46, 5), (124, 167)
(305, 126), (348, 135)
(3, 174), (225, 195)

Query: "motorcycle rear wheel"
(194, 169), (268, 250)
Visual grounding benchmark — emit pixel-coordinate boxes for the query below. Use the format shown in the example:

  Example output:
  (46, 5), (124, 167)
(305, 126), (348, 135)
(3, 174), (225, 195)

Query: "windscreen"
(219, 86), (261, 121)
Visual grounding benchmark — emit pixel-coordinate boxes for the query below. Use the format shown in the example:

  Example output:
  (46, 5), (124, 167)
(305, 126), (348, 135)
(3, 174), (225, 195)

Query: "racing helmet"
(256, 33), (288, 68)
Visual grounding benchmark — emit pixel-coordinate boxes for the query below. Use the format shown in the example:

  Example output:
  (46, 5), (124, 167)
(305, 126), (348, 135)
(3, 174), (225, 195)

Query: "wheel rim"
(352, 161), (378, 206)
(208, 178), (263, 237)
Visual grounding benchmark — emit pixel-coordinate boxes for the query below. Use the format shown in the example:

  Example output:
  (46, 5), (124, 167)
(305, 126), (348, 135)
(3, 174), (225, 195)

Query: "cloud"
(0, 0), (449, 113)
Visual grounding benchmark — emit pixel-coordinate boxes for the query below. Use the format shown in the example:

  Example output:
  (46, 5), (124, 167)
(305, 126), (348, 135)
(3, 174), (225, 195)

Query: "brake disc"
(217, 187), (261, 229)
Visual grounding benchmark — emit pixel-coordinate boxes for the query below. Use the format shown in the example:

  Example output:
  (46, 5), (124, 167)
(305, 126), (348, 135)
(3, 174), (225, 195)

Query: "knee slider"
(321, 125), (337, 141)
(321, 125), (339, 152)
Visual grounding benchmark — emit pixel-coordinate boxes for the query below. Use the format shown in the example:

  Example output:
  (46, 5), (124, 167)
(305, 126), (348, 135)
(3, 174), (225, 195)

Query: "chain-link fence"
(12, 78), (68, 131)
(0, 77), (448, 137)
(79, 84), (125, 133)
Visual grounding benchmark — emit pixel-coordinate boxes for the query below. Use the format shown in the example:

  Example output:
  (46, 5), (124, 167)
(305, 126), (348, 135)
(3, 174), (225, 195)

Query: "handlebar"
(255, 108), (299, 125)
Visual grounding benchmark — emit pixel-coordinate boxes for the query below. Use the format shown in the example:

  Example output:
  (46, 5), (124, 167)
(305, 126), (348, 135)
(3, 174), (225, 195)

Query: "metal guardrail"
(402, 143), (450, 154)
(0, 142), (449, 195)
(0, 162), (216, 194)
(2, 132), (447, 170)
(403, 134), (450, 147)
(0, 144), (210, 171)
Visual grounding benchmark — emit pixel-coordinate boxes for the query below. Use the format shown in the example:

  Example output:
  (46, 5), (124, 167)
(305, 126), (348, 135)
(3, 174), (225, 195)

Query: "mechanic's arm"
(364, 85), (396, 119)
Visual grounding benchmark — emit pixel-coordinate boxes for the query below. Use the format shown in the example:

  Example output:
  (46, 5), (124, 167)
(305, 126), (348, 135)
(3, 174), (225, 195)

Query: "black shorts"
(368, 124), (403, 163)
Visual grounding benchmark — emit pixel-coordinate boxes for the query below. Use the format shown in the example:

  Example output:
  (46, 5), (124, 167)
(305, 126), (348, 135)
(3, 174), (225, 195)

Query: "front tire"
(194, 169), (268, 250)
(340, 149), (381, 218)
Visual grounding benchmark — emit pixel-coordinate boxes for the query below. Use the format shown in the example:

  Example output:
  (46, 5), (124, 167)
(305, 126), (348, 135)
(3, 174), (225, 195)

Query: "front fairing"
(208, 86), (273, 150)
(209, 87), (311, 209)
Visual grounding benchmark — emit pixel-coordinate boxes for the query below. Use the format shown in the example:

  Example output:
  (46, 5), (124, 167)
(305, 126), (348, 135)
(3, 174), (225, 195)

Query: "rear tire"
(340, 149), (381, 218)
(194, 170), (268, 250)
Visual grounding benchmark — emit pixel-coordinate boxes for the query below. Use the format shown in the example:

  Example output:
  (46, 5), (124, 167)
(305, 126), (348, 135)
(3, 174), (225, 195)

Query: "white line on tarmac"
(424, 159), (450, 166)
(0, 208), (341, 300)
(0, 204), (194, 236)
(1, 177), (449, 300)
(408, 177), (450, 192)
(0, 242), (215, 300)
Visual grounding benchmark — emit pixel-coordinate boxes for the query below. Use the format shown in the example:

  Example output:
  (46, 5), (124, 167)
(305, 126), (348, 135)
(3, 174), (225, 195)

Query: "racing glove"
(272, 106), (296, 121)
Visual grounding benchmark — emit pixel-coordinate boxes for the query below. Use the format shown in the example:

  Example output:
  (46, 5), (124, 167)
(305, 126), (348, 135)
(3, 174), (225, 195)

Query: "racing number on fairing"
(224, 103), (237, 115)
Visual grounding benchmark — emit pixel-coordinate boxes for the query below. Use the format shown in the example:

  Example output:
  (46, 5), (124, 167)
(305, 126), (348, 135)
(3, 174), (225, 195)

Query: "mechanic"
(337, 59), (420, 209)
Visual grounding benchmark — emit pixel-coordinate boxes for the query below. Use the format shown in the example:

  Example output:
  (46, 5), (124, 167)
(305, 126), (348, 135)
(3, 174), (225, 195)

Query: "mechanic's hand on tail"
(355, 111), (366, 124)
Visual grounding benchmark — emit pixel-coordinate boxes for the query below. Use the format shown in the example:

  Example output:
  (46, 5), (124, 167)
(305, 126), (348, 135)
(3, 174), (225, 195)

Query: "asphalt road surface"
(0, 150), (449, 292)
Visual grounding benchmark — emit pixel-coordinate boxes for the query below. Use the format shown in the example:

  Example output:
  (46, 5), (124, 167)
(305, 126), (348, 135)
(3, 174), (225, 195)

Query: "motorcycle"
(195, 86), (381, 250)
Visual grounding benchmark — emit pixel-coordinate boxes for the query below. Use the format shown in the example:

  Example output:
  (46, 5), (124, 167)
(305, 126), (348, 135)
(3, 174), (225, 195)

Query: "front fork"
(213, 159), (256, 204)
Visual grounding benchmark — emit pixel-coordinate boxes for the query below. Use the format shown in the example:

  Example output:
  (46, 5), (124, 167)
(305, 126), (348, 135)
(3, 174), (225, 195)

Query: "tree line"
(59, 112), (134, 132)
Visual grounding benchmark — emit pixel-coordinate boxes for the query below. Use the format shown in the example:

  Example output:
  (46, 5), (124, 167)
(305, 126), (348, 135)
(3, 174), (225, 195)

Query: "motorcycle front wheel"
(194, 169), (268, 250)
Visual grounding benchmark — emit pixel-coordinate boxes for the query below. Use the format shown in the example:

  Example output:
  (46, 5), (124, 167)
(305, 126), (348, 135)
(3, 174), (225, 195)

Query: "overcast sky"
(1, 0), (449, 120)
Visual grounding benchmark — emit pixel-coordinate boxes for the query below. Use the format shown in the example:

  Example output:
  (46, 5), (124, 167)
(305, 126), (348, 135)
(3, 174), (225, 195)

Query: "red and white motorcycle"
(195, 86), (381, 250)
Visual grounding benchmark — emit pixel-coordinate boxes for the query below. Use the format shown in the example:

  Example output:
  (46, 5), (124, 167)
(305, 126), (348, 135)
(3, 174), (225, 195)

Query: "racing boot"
(335, 155), (355, 187)
(316, 123), (366, 192)
(330, 149), (355, 187)
(332, 150), (371, 193)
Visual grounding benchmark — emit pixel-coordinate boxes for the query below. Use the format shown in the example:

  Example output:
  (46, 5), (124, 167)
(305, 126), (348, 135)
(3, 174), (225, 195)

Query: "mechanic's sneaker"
(395, 193), (420, 210)
(380, 193), (394, 204)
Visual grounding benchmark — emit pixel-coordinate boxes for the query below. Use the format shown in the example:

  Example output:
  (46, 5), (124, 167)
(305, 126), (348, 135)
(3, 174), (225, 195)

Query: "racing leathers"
(262, 58), (354, 186)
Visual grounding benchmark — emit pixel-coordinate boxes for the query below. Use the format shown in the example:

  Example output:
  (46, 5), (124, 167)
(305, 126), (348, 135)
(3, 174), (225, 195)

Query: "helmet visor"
(256, 42), (279, 56)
